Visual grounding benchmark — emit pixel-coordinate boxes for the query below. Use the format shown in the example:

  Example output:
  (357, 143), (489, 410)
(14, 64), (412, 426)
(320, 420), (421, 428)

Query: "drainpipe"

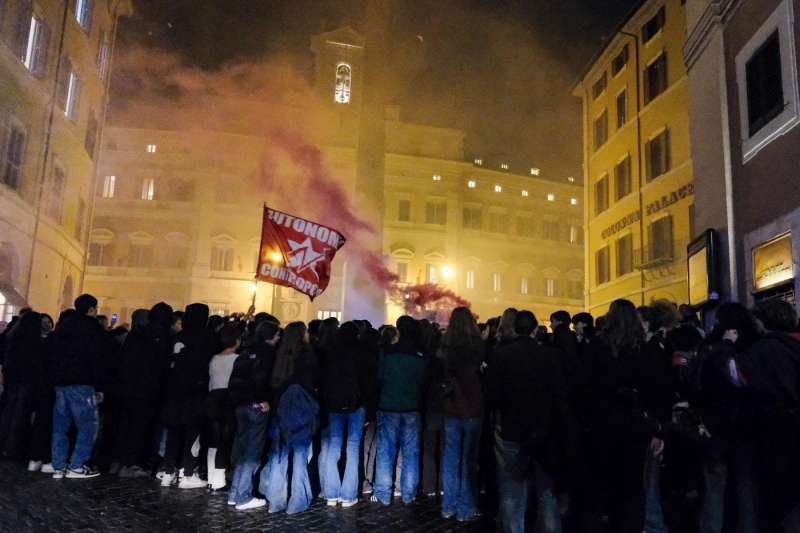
(620, 30), (647, 306)
(718, 32), (738, 301)
(24, 0), (71, 304)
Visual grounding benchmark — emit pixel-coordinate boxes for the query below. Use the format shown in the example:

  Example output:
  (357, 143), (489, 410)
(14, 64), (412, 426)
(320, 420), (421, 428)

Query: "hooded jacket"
(116, 309), (161, 400)
(50, 312), (116, 389)
(377, 337), (427, 413)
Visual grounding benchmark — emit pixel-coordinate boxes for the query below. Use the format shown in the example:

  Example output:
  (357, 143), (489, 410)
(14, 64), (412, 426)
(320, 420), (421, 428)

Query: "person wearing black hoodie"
(319, 321), (368, 508)
(0, 311), (44, 460)
(49, 294), (116, 479)
(161, 303), (215, 489)
(113, 309), (162, 478)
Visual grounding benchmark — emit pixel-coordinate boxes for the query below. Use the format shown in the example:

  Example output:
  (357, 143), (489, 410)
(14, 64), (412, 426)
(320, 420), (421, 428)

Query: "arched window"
(334, 63), (352, 104)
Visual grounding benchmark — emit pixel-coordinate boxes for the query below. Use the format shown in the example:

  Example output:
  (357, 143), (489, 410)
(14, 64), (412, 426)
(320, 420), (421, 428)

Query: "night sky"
(116, 0), (639, 181)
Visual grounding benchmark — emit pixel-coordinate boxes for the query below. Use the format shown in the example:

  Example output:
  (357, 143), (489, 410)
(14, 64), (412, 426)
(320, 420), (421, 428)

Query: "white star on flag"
(287, 238), (325, 277)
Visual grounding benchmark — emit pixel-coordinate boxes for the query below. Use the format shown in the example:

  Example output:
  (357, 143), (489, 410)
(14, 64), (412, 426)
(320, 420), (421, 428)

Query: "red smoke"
(259, 131), (473, 322)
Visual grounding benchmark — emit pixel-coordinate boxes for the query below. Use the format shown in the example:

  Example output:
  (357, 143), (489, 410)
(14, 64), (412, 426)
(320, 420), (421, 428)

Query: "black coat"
(50, 313), (116, 390)
(228, 342), (276, 407)
(320, 342), (361, 413)
(116, 325), (161, 401)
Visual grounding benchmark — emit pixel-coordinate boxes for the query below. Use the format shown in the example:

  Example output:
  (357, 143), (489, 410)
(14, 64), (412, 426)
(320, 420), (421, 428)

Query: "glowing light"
(334, 63), (352, 104)
(547, 193), (555, 202)
(146, 144), (157, 153)
(441, 265), (454, 280)
(474, 158), (483, 166)
(249, 281), (258, 295)
(269, 251), (283, 263)
(570, 197), (578, 205)
(521, 190), (529, 197)
(530, 167), (540, 176)
(432, 174), (442, 181)
(467, 180), (476, 188)
(500, 163), (509, 170)
(567, 176), (575, 182)
(494, 184), (503, 193)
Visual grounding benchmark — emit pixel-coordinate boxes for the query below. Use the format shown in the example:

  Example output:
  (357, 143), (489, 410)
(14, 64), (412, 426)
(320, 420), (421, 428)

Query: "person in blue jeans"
(439, 307), (484, 521)
(260, 322), (319, 514)
(372, 316), (427, 505)
(48, 294), (115, 479)
(319, 321), (370, 507)
(228, 318), (280, 509)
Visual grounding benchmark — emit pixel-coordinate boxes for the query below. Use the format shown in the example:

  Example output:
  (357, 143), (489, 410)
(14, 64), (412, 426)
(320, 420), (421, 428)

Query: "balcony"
(635, 239), (689, 270)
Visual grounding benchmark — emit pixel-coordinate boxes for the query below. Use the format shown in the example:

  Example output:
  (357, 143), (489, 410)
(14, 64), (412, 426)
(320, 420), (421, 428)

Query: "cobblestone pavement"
(0, 461), (489, 532)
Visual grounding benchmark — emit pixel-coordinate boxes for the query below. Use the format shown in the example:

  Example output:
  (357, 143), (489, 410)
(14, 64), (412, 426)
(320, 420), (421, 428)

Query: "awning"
(0, 282), (28, 308)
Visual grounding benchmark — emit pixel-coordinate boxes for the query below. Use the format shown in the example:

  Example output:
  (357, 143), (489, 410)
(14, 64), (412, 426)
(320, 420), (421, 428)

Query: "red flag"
(256, 205), (346, 300)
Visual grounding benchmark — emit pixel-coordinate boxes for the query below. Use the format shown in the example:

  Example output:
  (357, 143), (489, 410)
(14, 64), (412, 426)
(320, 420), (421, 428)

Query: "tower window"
(334, 63), (352, 104)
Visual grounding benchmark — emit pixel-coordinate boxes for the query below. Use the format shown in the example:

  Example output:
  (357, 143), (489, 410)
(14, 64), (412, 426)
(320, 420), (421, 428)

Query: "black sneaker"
(66, 466), (101, 479)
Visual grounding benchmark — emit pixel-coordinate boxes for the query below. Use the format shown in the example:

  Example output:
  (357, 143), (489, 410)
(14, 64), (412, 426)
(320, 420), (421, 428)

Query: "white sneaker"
(178, 474), (206, 489)
(227, 499), (236, 506)
(52, 469), (65, 480)
(27, 461), (42, 472)
(209, 468), (226, 491)
(340, 499), (358, 508)
(160, 473), (175, 487)
(235, 498), (266, 511)
(326, 499), (338, 507)
(155, 471), (166, 481)
(40, 463), (55, 474)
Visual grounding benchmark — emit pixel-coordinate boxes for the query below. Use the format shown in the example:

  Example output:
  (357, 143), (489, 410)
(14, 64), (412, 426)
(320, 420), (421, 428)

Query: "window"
(546, 193), (555, 202)
(614, 155), (632, 199)
(521, 190), (529, 197)
(467, 180), (476, 188)
(612, 45), (629, 76)
(570, 197), (578, 206)
(616, 90), (627, 128)
(466, 270), (475, 289)
(594, 175), (609, 215)
(570, 225), (581, 244)
(494, 184), (503, 193)
(646, 129), (671, 181)
(96, 30), (110, 80)
(128, 244), (153, 267)
(568, 280), (583, 299)
(642, 6), (665, 43)
(334, 63), (352, 104)
(649, 216), (674, 261)
(74, 198), (86, 242)
(500, 163), (509, 170)
(616, 234), (634, 276)
(432, 174), (442, 181)
(141, 178), (155, 200)
(102, 175), (115, 198)
(146, 144), (157, 153)
(520, 277), (529, 295)
(88, 242), (112, 266)
(46, 165), (65, 222)
(1, 122), (26, 190)
(75, 0), (93, 30)
(593, 110), (608, 149)
(736, 1), (800, 162)
(596, 247), (610, 285)
(492, 272), (502, 292)
(546, 278), (557, 297)
(84, 112), (98, 157)
(57, 58), (80, 121)
(211, 246), (234, 271)
(164, 246), (187, 269)
(396, 262), (408, 283)
(543, 220), (560, 241)
(592, 71), (607, 99)
(397, 199), (410, 221)
(530, 167), (540, 176)
(462, 207), (482, 229)
(21, 15), (50, 76)
(426, 264), (438, 284)
(425, 201), (447, 225)
(488, 212), (508, 233)
(645, 53), (668, 104)
(317, 310), (343, 321)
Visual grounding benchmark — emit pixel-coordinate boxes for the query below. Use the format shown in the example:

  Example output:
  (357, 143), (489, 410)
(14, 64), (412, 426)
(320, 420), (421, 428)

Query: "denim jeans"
(441, 417), (481, 519)
(260, 420), (313, 514)
(51, 385), (99, 471)
(494, 430), (562, 533)
(644, 451), (668, 533)
(374, 411), (421, 504)
(229, 405), (268, 505)
(699, 447), (757, 533)
(320, 408), (365, 502)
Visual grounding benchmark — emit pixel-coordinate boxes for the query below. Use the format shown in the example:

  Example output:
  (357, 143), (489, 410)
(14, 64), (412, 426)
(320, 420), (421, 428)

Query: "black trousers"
(421, 424), (444, 494)
(114, 397), (158, 468)
(164, 424), (201, 475)
(0, 383), (36, 459)
(205, 390), (235, 470)
(29, 387), (54, 462)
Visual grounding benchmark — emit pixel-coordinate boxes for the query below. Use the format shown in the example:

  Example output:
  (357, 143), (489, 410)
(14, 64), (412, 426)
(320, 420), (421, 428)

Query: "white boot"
(160, 472), (175, 487)
(211, 468), (226, 491)
(27, 461), (42, 472)
(207, 448), (217, 488)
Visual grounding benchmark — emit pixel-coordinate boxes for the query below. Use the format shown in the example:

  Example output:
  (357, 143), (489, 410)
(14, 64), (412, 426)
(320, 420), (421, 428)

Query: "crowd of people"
(0, 292), (799, 533)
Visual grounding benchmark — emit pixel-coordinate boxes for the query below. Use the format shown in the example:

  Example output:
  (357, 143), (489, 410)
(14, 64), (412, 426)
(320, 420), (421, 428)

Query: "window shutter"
(83, 0), (93, 31)
(644, 139), (652, 182)
(71, 73), (81, 120)
(666, 215), (674, 257)
(57, 57), (71, 110)
(664, 128), (671, 172)
(14, 0), (33, 61)
(33, 21), (50, 76)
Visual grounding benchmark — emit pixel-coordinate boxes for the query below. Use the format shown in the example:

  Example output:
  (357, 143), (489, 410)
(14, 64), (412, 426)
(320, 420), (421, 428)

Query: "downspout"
(24, 0), (71, 303)
(620, 30), (647, 306)
(80, 0), (122, 294)
(718, 32), (738, 301)
(581, 84), (591, 311)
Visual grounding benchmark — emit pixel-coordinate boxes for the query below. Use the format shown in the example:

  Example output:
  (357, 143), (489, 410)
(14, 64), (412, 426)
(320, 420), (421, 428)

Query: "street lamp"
(441, 265), (454, 281)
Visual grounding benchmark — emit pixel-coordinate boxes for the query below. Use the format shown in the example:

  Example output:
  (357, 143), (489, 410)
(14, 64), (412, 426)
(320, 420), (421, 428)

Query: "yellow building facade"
(573, 0), (694, 316)
(84, 27), (584, 325)
(0, 0), (131, 320)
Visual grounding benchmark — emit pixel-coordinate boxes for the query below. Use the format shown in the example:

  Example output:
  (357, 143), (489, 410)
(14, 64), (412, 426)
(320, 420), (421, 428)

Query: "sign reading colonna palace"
(84, 27), (584, 325)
